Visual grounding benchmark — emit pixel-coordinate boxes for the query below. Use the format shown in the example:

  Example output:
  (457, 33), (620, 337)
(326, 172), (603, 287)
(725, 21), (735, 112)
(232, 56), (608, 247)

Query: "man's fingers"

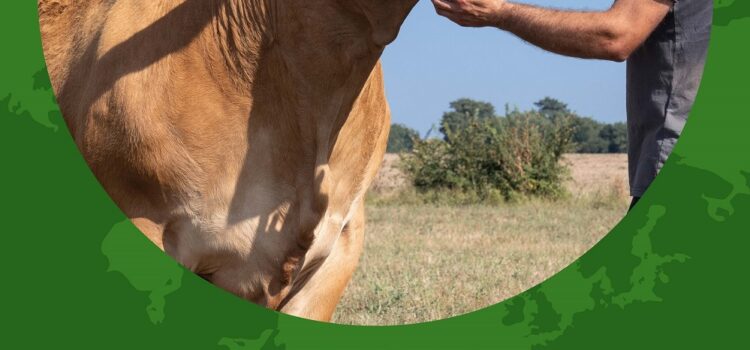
(433, 0), (486, 27)
(435, 10), (480, 27)
(436, 9), (462, 22)
(435, 8), (454, 17)
(432, 0), (461, 12)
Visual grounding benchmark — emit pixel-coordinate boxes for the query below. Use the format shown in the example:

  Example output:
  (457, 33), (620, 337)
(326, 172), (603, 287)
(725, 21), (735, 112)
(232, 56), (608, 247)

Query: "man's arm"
(432, 0), (672, 62)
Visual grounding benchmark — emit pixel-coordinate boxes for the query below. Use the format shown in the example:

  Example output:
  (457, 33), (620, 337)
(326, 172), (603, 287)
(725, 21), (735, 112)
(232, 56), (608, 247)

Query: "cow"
(38, 0), (418, 321)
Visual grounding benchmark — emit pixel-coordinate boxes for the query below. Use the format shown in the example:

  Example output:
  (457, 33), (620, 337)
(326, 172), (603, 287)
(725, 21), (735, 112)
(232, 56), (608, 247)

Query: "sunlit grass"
(332, 154), (629, 325)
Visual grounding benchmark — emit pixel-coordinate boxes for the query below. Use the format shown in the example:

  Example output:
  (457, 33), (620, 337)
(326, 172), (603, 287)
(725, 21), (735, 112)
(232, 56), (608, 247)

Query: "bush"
(402, 112), (573, 202)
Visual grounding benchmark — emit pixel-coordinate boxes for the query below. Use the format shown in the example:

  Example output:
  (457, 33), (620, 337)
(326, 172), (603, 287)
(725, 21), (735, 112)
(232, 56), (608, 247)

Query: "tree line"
(388, 97), (627, 154)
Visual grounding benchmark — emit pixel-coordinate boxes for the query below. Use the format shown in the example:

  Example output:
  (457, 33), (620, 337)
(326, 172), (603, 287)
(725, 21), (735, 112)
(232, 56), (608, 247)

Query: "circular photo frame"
(1, 1), (748, 349)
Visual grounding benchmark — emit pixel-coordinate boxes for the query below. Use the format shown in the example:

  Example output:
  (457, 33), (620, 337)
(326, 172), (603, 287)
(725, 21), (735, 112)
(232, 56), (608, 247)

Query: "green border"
(1, 1), (748, 349)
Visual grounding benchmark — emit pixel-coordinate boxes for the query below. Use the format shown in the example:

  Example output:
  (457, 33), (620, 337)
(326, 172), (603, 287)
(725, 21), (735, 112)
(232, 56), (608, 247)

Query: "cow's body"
(39, 0), (416, 321)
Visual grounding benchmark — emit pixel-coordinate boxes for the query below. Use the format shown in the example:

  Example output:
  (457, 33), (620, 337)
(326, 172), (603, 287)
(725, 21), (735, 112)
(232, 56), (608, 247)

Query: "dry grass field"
(332, 153), (630, 325)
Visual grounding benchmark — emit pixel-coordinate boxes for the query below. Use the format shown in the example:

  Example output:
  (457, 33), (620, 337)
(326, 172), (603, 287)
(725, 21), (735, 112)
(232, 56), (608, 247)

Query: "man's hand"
(431, 0), (508, 27)
(430, 0), (672, 62)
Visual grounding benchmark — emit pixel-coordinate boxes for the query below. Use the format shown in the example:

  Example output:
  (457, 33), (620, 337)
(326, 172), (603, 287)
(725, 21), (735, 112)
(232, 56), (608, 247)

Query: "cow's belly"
(157, 166), (368, 308)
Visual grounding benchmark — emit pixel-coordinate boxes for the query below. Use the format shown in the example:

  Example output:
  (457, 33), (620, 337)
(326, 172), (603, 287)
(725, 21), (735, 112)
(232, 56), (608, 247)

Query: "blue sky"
(382, 0), (623, 135)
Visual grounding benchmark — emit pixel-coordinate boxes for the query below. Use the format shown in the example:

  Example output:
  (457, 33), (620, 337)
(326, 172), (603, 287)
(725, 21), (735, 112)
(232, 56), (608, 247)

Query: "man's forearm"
(432, 0), (672, 62)
(496, 2), (627, 61)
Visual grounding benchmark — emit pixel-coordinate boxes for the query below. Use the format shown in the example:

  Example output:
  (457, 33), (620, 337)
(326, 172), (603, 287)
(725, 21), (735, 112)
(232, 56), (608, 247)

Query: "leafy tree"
(439, 98), (497, 142)
(570, 116), (607, 153)
(534, 97), (570, 120)
(600, 122), (628, 153)
(387, 123), (420, 153)
(534, 97), (626, 153)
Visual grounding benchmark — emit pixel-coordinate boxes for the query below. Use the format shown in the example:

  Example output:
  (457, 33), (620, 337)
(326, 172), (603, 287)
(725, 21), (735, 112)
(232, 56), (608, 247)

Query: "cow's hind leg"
(279, 203), (366, 322)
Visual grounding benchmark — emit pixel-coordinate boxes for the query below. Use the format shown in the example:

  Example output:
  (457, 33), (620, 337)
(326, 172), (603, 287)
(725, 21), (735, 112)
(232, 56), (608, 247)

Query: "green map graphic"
(102, 221), (184, 324)
(715, 0), (750, 26)
(500, 204), (691, 348)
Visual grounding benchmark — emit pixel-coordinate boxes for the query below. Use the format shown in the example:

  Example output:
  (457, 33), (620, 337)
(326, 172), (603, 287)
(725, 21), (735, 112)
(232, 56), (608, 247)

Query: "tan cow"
(39, 0), (417, 321)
